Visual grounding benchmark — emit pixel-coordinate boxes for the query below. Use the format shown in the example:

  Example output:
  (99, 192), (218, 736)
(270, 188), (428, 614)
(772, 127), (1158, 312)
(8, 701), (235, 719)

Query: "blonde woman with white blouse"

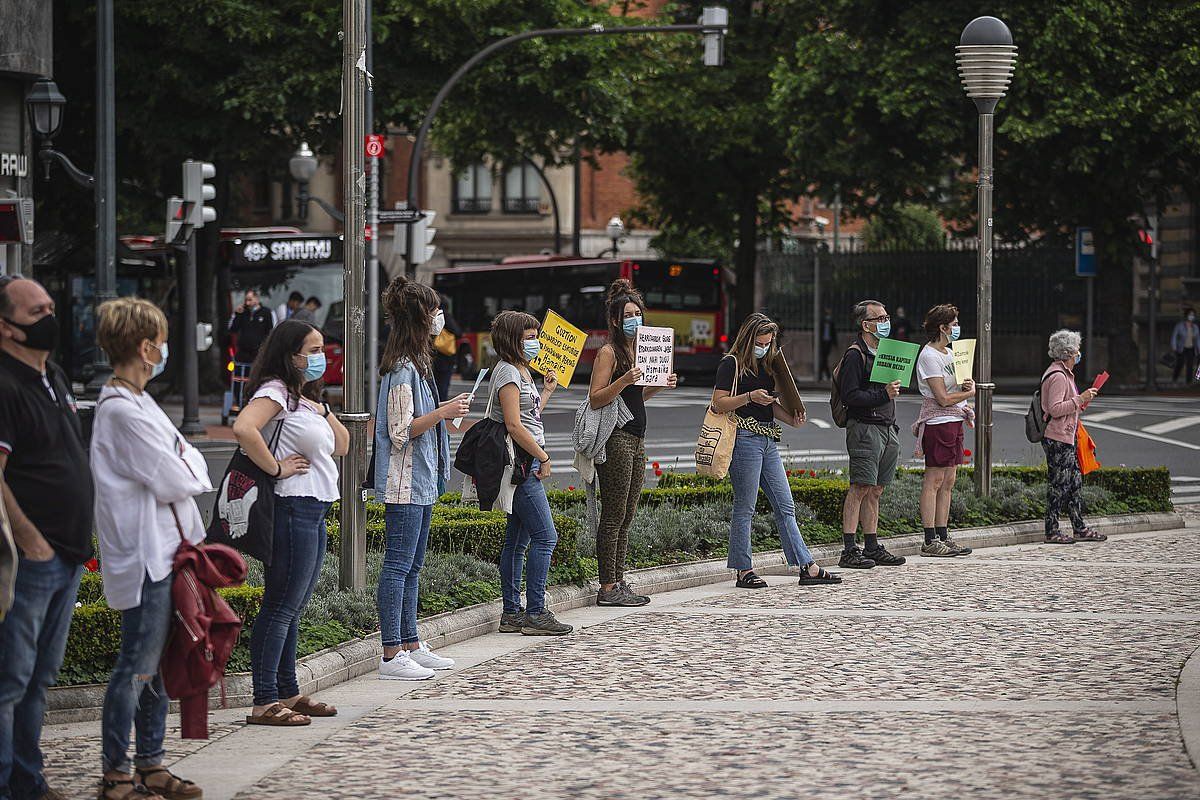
(91, 298), (211, 800)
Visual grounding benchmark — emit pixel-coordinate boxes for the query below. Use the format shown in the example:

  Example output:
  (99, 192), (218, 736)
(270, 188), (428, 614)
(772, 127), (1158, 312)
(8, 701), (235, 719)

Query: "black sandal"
(98, 777), (160, 799)
(735, 570), (768, 589)
(798, 562), (842, 586)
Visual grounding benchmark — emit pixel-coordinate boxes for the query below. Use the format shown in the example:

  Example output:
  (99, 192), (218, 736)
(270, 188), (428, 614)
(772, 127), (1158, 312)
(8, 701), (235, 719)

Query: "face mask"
(874, 320), (891, 339)
(1189, 314), (1196, 322)
(148, 342), (169, 379)
(303, 352), (327, 381)
(622, 316), (642, 337)
(1074, 353), (1082, 366)
(5, 314), (58, 352)
(949, 325), (961, 342)
(522, 339), (542, 362)
(753, 344), (770, 359)
(430, 310), (446, 337)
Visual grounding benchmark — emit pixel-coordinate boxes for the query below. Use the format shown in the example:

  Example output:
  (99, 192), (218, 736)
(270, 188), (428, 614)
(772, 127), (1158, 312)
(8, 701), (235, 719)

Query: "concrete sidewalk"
(41, 509), (1200, 799)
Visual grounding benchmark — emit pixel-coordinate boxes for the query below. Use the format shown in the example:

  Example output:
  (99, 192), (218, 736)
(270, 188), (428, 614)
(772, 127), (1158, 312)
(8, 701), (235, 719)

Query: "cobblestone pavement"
(39, 517), (1200, 800)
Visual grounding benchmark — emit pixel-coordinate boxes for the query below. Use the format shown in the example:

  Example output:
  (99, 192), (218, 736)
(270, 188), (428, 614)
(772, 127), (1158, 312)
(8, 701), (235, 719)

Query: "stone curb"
(45, 510), (1185, 724)
(1176, 643), (1200, 770)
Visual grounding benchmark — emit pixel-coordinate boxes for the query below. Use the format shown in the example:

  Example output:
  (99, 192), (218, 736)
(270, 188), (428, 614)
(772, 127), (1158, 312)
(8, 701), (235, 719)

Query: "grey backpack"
(1024, 369), (1066, 443)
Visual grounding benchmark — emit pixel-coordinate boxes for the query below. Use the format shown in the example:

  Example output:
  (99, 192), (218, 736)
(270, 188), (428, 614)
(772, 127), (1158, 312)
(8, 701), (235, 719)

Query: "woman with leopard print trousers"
(710, 313), (841, 590)
(1039, 329), (1106, 544)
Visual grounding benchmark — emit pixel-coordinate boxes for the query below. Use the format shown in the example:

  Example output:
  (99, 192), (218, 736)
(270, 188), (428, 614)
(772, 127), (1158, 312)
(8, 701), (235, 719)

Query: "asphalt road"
(192, 381), (1200, 522)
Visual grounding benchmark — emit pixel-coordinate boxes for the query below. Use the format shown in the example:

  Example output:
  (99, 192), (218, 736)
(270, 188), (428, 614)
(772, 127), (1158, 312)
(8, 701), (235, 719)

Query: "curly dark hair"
(380, 276), (439, 376)
(246, 319), (322, 410)
(923, 303), (959, 342)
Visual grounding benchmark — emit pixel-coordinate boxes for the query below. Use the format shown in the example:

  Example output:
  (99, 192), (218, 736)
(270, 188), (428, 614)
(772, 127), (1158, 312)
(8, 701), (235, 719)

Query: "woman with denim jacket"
(374, 277), (470, 680)
(91, 298), (210, 800)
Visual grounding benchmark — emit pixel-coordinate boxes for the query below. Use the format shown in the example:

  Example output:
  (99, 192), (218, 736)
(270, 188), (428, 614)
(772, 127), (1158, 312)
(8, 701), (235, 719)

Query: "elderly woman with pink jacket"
(1040, 329), (1105, 544)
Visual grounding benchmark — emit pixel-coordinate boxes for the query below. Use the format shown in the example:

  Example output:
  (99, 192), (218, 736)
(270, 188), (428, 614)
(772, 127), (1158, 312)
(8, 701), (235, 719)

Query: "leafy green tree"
(862, 204), (945, 251)
(772, 0), (1200, 379)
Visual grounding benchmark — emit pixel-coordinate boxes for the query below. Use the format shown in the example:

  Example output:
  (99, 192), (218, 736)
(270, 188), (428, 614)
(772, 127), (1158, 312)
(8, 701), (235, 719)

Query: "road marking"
(1142, 416), (1200, 435)
(1083, 410), (1134, 422)
(1173, 476), (1200, 483)
(994, 407), (1200, 451)
(808, 418), (831, 429)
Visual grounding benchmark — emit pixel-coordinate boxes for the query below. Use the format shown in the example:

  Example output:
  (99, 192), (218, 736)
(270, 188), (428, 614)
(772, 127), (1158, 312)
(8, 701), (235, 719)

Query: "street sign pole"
(367, 150), (380, 414)
(338, 0), (369, 591)
(1075, 227), (1097, 379)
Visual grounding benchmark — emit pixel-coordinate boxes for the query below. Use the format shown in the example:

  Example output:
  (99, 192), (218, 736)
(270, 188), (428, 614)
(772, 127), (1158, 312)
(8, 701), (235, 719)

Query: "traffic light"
(394, 210), (437, 265)
(182, 160), (217, 228)
(1138, 217), (1159, 261)
(196, 322), (213, 351)
(166, 196), (187, 244)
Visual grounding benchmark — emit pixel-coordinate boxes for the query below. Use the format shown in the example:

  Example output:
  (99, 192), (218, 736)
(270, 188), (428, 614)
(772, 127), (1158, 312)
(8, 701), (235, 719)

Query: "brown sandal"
(98, 776), (161, 799)
(245, 702), (311, 726)
(135, 767), (202, 800)
(289, 696), (337, 717)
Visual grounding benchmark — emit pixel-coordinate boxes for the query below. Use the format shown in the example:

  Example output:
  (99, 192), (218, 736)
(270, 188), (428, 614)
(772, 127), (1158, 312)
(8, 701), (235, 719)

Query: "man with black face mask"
(0, 276), (94, 800)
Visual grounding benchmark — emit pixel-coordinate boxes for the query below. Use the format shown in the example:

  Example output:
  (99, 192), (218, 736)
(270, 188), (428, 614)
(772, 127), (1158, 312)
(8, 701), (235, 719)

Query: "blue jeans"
(500, 469), (557, 615)
(378, 504), (432, 647)
(101, 573), (173, 774)
(727, 429), (815, 571)
(0, 554), (82, 800)
(250, 495), (329, 707)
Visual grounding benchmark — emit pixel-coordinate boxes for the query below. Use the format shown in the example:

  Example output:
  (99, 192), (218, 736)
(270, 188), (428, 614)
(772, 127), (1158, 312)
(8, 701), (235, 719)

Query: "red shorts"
(922, 421), (964, 468)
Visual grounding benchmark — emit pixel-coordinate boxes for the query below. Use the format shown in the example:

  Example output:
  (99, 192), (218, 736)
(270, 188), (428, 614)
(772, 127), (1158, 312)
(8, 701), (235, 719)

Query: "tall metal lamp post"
(956, 16), (1017, 499)
(289, 143), (346, 223)
(605, 215), (624, 257)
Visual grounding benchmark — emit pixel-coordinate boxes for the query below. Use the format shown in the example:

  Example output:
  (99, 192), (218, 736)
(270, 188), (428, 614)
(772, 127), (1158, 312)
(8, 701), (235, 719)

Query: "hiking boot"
(921, 539), (958, 558)
(597, 584), (648, 607)
(838, 547), (876, 569)
(619, 580), (651, 605)
(498, 611), (526, 633)
(521, 611), (574, 636)
(863, 545), (906, 566)
(942, 536), (973, 555)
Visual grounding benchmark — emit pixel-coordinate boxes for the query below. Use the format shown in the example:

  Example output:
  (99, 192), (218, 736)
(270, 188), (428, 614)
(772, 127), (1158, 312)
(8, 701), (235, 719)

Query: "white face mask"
(430, 310), (446, 337)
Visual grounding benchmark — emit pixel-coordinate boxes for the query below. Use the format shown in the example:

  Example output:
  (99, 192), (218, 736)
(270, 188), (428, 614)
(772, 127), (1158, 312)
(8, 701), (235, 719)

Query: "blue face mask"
(949, 325), (961, 342)
(874, 320), (891, 339)
(522, 339), (542, 362)
(622, 316), (642, 337)
(753, 344), (770, 359)
(149, 342), (168, 379)
(303, 352), (327, 382)
(1074, 353), (1082, 366)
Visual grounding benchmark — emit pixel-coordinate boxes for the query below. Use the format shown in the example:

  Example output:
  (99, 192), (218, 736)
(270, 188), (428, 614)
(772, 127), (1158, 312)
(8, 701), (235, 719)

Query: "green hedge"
(964, 466), (1173, 513)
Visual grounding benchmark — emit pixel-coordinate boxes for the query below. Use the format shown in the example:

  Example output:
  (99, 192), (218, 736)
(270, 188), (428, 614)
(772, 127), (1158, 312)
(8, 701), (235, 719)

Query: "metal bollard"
(337, 411), (372, 590)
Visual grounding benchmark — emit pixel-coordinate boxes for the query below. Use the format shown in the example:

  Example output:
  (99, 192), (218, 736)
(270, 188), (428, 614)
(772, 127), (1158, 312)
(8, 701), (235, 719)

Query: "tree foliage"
(862, 204), (945, 251)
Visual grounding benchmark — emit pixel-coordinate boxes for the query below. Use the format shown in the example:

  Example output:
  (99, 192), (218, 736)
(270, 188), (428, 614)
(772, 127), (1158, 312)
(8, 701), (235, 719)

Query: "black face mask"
(5, 314), (59, 352)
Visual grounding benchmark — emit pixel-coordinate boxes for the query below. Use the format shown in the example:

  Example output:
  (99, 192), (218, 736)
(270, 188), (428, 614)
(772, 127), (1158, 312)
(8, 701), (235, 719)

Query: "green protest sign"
(868, 338), (921, 386)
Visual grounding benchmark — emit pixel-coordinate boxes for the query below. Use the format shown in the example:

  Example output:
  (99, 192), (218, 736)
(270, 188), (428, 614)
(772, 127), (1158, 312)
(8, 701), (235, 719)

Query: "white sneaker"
(409, 642), (455, 670)
(378, 652), (434, 681)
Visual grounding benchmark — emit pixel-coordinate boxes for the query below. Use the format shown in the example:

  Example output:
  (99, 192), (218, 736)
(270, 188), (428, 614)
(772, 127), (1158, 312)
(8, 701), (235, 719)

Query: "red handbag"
(162, 507), (247, 739)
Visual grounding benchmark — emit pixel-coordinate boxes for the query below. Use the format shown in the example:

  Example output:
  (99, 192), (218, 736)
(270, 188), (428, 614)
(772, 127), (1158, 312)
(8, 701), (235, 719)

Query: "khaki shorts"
(846, 419), (900, 486)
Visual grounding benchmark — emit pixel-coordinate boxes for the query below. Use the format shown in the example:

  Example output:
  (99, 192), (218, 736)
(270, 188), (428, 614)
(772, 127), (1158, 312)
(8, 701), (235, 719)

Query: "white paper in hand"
(451, 368), (489, 430)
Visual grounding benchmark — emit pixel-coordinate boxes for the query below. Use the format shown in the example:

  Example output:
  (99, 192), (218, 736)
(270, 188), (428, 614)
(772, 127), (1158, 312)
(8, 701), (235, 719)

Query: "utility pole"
(89, 0), (116, 395)
(366, 0), (381, 414)
(339, 0), (370, 590)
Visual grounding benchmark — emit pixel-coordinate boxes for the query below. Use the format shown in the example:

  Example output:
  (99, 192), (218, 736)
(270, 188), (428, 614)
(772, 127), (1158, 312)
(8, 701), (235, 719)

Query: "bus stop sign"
(1075, 227), (1097, 277)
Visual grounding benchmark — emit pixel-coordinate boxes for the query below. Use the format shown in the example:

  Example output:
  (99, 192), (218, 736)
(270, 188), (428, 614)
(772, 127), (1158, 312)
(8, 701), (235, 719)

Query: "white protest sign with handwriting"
(634, 326), (674, 386)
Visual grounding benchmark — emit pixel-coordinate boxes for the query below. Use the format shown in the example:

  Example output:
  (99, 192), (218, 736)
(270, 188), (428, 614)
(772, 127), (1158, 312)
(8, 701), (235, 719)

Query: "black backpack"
(829, 343), (865, 428)
(1024, 369), (1068, 443)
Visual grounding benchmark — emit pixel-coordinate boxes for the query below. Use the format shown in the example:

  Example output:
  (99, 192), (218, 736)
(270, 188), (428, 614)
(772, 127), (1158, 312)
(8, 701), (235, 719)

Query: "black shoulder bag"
(206, 419), (284, 564)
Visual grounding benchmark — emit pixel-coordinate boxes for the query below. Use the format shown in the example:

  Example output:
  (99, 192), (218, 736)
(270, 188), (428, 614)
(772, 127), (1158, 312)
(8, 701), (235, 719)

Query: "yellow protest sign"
(529, 309), (586, 388)
(952, 339), (976, 384)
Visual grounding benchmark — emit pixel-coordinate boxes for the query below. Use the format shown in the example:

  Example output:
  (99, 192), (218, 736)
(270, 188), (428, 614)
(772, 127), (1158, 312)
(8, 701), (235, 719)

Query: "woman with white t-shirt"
(912, 304), (976, 558)
(233, 319), (349, 727)
(92, 298), (211, 800)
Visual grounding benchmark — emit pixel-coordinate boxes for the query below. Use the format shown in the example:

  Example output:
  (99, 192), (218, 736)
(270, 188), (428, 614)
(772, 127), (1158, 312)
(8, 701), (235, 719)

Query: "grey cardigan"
(571, 396), (633, 542)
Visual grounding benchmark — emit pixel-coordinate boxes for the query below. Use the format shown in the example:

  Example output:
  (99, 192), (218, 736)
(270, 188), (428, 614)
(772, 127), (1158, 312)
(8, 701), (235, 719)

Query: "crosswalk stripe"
(1083, 410), (1134, 422)
(1141, 416), (1200, 435)
(808, 418), (831, 429)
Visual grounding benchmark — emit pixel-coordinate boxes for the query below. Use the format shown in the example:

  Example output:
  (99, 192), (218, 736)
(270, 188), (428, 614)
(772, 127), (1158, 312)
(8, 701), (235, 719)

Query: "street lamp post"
(605, 215), (624, 257)
(289, 143), (346, 224)
(956, 16), (1017, 499)
(400, 9), (729, 273)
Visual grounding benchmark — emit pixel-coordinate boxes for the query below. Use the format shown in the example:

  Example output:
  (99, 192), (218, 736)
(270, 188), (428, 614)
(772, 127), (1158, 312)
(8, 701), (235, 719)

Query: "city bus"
(432, 256), (728, 379)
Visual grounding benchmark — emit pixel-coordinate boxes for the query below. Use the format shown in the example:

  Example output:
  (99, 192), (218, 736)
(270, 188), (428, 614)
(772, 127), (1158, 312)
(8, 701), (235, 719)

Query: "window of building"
(252, 171), (272, 214)
(503, 163), (542, 214)
(453, 164), (492, 213)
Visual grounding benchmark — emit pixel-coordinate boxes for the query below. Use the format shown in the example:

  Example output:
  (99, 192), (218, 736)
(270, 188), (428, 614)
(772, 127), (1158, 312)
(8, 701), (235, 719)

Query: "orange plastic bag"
(1076, 422), (1101, 475)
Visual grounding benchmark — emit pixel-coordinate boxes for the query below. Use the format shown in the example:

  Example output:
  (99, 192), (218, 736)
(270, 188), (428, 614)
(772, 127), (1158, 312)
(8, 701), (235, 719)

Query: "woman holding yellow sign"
(587, 279), (677, 607)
